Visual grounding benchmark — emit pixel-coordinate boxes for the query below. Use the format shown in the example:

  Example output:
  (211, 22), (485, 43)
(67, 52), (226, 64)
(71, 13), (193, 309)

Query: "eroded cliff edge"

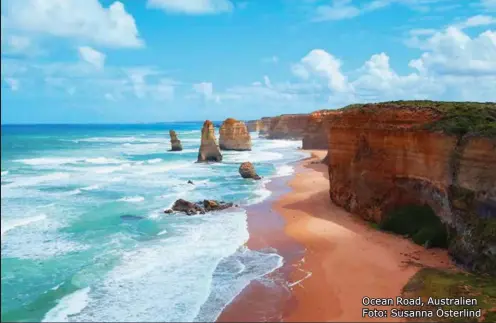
(326, 101), (496, 274)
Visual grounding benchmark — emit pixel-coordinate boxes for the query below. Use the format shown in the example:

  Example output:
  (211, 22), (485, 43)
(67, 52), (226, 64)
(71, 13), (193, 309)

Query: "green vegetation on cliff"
(401, 268), (496, 322)
(341, 100), (496, 137)
(380, 204), (449, 248)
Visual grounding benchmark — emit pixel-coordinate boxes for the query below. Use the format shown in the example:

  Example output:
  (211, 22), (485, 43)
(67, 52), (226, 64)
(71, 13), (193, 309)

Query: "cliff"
(219, 118), (252, 151)
(198, 120), (222, 162)
(325, 101), (496, 274)
(246, 120), (262, 133)
(302, 110), (341, 149)
(169, 130), (182, 151)
(261, 114), (310, 140)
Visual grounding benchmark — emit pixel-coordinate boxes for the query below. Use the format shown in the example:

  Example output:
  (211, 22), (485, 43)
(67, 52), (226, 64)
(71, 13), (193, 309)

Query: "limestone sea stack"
(239, 162), (261, 180)
(219, 118), (252, 151)
(197, 120), (222, 162)
(169, 130), (182, 151)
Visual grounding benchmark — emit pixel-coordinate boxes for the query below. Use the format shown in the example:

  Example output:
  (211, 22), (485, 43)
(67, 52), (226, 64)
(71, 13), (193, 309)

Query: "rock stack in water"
(169, 130), (182, 151)
(197, 120), (222, 162)
(219, 118), (252, 151)
(239, 162), (261, 180)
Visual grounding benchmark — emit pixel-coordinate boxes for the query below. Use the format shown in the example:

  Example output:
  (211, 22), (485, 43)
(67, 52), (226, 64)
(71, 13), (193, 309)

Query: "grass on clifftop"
(401, 268), (496, 322)
(341, 100), (496, 137)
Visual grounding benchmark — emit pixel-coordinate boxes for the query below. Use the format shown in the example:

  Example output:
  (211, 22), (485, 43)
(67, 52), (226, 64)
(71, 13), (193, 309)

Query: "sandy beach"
(219, 150), (457, 322)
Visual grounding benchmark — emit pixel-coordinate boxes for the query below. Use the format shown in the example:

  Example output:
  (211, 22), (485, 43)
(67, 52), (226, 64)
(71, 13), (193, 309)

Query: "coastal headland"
(221, 100), (496, 322)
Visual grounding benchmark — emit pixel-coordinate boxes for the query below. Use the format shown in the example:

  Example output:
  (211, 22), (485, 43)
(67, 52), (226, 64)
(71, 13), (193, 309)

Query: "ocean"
(0, 123), (308, 322)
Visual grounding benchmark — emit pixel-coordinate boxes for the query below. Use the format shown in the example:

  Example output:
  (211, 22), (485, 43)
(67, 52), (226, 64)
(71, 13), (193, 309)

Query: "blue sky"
(1, 0), (495, 124)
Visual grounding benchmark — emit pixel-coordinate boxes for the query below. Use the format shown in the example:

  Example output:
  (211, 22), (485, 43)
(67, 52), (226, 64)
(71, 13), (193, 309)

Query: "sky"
(1, 0), (495, 124)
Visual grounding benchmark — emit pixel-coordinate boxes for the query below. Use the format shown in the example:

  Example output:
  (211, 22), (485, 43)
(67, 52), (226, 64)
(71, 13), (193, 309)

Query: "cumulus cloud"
(409, 27), (496, 76)
(3, 0), (143, 48)
(78, 46), (106, 70)
(292, 49), (349, 92)
(147, 0), (233, 15)
(193, 82), (221, 102)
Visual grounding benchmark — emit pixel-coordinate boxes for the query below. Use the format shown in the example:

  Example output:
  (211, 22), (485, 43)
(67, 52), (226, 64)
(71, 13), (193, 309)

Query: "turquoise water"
(1, 123), (308, 322)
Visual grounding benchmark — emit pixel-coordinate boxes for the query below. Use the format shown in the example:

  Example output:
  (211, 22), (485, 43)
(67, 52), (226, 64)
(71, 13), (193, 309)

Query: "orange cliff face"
(246, 120), (262, 133)
(326, 103), (496, 274)
(302, 110), (341, 150)
(219, 118), (252, 151)
(261, 114), (310, 140)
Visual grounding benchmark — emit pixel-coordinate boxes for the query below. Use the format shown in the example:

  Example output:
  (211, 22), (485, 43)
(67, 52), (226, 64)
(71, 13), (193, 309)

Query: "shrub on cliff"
(380, 204), (449, 249)
(341, 100), (496, 137)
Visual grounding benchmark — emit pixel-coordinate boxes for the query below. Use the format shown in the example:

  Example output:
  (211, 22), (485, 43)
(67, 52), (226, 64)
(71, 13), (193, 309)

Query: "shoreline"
(218, 150), (457, 322)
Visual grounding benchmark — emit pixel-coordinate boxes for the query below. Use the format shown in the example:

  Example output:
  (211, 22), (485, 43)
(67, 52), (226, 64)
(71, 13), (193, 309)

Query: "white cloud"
(147, 0), (233, 15)
(263, 75), (273, 88)
(313, 0), (360, 21)
(78, 46), (106, 70)
(454, 15), (496, 29)
(480, 0), (496, 11)
(193, 82), (221, 102)
(3, 0), (143, 48)
(292, 49), (349, 92)
(262, 55), (279, 64)
(312, 0), (457, 21)
(4, 77), (20, 91)
(409, 27), (496, 76)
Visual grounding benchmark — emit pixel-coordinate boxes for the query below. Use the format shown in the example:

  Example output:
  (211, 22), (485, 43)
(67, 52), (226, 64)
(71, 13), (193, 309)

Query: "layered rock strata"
(325, 102), (496, 274)
(219, 118), (252, 151)
(198, 120), (222, 162)
(169, 130), (183, 151)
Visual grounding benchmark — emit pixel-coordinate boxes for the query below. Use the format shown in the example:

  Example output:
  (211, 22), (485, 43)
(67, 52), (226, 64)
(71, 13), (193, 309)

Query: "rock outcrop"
(302, 110), (341, 149)
(239, 162), (261, 180)
(165, 199), (234, 215)
(325, 101), (496, 274)
(219, 118), (252, 151)
(169, 130), (183, 151)
(198, 120), (222, 162)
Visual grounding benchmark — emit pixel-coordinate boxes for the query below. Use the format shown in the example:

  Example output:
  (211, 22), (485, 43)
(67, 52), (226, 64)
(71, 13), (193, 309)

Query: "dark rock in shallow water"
(120, 215), (144, 221)
(167, 199), (235, 215)
(203, 199), (234, 212)
(187, 180), (194, 185)
(239, 162), (261, 180)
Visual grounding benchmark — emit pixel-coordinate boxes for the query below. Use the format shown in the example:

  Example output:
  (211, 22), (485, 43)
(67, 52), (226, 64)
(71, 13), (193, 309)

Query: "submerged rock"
(120, 215), (145, 221)
(166, 199), (235, 215)
(198, 120), (222, 162)
(219, 118), (252, 151)
(169, 130), (183, 151)
(239, 162), (261, 180)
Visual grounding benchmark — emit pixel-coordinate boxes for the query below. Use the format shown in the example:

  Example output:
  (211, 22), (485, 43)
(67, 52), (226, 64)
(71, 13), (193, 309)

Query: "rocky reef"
(219, 118), (252, 151)
(239, 162), (261, 180)
(165, 199), (234, 215)
(325, 101), (496, 274)
(198, 120), (222, 162)
(169, 130), (183, 151)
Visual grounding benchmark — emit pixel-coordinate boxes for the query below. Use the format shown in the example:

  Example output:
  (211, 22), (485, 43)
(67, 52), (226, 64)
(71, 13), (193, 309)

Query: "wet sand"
(219, 150), (456, 322)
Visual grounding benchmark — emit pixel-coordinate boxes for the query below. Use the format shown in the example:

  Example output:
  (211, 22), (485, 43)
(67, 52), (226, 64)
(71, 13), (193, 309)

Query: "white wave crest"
(42, 287), (91, 322)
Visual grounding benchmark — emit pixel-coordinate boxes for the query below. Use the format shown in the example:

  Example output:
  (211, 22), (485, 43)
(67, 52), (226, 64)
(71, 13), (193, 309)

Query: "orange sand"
(278, 150), (456, 322)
